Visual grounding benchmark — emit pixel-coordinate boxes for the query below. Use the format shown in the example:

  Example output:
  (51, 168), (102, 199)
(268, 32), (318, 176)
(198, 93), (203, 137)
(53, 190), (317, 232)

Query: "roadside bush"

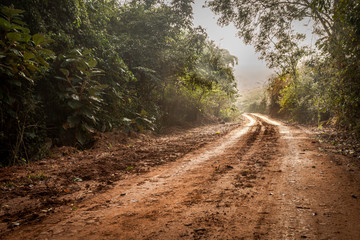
(0, 5), (53, 165)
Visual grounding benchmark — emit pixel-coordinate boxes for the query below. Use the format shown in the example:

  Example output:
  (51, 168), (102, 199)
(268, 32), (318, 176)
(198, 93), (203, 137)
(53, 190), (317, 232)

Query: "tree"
(207, 0), (330, 60)
(208, 0), (360, 133)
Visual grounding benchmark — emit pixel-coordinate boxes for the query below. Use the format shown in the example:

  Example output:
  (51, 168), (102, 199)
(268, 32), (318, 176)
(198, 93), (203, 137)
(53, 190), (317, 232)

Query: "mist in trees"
(0, 0), (239, 166)
(209, 0), (360, 132)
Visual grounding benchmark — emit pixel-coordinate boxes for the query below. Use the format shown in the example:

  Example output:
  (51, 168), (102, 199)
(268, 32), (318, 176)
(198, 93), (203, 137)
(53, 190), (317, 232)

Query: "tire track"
(1, 114), (283, 240)
(6, 114), (358, 240)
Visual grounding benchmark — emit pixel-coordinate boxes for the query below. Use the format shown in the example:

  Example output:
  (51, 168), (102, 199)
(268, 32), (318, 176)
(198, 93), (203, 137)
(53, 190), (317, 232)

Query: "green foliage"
(278, 66), (319, 123)
(52, 49), (104, 146)
(327, 0), (360, 133)
(0, 1), (238, 166)
(265, 60), (331, 124)
(160, 37), (238, 125)
(0, 5), (53, 166)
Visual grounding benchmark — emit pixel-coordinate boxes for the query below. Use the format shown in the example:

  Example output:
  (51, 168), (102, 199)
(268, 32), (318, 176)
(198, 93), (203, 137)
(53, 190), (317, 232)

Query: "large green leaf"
(1, 6), (24, 18)
(23, 51), (35, 60)
(12, 19), (26, 26)
(38, 48), (55, 56)
(21, 33), (31, 43)
(0, 18), (11, 30)
(87, 58), (97, 68)
(32, 33), (45, 45)
(6, 32), (22, 42)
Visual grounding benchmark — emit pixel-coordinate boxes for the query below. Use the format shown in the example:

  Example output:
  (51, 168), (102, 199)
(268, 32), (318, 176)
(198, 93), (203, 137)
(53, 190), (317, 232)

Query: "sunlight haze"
(191, 0), (274, 90)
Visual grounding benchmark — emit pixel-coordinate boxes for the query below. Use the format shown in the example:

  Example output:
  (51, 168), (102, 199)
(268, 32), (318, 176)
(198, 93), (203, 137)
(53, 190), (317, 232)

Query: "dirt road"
(2, 114), (360, 239)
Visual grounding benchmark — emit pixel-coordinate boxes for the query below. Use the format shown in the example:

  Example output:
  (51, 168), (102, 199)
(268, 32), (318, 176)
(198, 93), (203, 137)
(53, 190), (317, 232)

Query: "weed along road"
(3, 114), (360, 239)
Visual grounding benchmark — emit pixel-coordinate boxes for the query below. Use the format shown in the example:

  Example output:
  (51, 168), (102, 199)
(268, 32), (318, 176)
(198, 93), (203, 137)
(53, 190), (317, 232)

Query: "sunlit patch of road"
(112, 113), (258, 206)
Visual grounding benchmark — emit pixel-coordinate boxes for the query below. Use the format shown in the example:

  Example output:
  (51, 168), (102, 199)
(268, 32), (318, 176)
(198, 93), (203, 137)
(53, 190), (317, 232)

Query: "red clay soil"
(0, 122), (241, 236)
(1, 114), (360, 239)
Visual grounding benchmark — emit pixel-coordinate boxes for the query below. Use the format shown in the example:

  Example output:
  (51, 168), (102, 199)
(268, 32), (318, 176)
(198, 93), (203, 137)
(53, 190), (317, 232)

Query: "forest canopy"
(0, 0), (238, 166)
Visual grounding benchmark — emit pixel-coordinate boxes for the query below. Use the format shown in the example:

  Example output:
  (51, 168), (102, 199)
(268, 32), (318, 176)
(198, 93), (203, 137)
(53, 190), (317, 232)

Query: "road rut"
(4, 114), (360, 239)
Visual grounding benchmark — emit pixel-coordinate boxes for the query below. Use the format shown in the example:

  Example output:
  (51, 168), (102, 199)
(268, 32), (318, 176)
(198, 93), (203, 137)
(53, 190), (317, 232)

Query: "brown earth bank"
(1, 114), (360, 239)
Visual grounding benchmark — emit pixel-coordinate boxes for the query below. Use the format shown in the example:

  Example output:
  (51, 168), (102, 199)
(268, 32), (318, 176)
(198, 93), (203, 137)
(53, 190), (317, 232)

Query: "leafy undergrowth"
(0, 122), (241, 234)
(315, 127), (360, 160)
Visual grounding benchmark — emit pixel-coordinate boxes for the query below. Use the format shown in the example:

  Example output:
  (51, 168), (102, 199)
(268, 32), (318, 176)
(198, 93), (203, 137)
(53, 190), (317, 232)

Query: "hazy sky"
(191, 1), (274, 90)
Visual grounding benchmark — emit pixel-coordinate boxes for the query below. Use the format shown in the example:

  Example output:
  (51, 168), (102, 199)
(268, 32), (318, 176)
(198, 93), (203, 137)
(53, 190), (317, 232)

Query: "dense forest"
(0, 0), (239, 166)
(1, 0), (360, 167)
(217, 0), (359, 131)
